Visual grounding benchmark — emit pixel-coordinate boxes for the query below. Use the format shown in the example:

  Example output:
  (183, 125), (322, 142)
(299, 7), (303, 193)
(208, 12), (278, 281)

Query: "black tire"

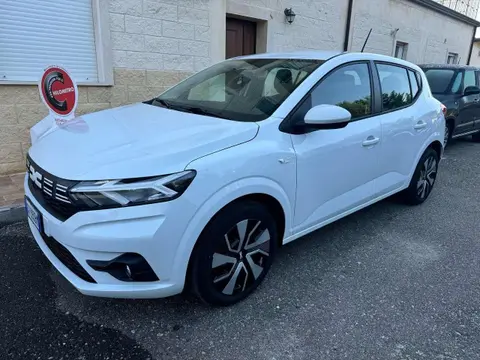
(472, 131), (480, 142)
(444, 121), (453, 147)
(190, 200), (278, 306)
(402, 148), (439, 205)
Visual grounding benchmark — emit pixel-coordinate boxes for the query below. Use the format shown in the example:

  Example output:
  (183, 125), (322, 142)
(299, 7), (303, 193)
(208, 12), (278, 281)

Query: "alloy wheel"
(416, 155), (437, 200)
(211, 219), (271, 296)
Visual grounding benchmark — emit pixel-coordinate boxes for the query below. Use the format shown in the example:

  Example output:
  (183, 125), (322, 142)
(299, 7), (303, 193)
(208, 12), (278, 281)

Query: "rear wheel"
(402, 148), (439, 205)
(190, 200), (278, 306)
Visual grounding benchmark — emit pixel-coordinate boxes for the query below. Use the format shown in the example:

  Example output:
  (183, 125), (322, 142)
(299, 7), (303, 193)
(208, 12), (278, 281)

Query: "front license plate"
(25, 197), (42, 233)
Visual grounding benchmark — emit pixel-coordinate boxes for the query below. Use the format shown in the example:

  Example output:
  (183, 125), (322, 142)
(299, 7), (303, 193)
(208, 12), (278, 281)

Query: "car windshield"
(422, 68), (462, 94)
(152, 58), (324, 122)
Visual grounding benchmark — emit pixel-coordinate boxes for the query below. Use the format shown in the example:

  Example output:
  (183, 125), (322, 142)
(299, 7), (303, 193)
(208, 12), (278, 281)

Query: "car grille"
(26, 156), (79, 221)
(42, 234), (96, 283)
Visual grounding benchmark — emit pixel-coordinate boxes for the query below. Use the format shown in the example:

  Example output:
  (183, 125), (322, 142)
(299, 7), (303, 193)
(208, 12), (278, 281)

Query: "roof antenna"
(361, 28), (373, 52)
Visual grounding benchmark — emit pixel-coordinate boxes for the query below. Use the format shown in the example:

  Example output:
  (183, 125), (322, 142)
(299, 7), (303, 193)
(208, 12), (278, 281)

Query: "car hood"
(28, 103), (259, 180)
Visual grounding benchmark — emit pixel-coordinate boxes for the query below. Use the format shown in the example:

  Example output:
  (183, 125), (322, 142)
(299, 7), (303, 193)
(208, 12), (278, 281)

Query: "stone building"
(0, 0), (479, 175)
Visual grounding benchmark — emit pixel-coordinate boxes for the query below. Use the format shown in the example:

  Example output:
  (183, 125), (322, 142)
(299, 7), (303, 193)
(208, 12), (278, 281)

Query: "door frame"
(210, 0), (269, 63)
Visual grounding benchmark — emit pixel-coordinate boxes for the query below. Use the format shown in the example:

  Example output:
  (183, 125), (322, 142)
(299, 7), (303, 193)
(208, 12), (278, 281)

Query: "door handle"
(362, 136), (380, 147)
(474, 98), (479, 102)
(414, 121), (427, 130)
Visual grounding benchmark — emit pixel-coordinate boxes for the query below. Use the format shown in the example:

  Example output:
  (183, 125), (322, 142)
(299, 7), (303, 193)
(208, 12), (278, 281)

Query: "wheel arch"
(429, 140), (443, 160)
(171, 178), (292, 291)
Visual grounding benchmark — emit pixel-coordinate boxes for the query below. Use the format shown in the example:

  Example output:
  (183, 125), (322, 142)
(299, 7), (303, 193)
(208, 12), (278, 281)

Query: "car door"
(474, 70), (480, 131)
(374, 63), (429, 195)
(289, 62), (382, 233)
(454, 69), (476, 135)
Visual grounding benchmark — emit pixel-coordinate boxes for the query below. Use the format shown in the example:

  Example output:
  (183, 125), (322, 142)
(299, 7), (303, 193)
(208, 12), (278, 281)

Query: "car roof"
(233, 50), (344, 61)
(233, 51), (423, 71)
(418, 63), (479, 70)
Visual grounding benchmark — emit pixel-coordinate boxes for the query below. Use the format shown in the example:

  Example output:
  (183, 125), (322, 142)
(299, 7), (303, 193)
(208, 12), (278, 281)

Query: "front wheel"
(402, 148), (439, 205)
(190, 200), (278, 306)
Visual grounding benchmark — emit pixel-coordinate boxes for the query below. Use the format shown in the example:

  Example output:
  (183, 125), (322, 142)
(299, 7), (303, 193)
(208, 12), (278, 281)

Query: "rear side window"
(423, 69), (460, 94)
(408, 70), (420, 98)
(311, 62), (372, 120)
(376, 64), (412, 111)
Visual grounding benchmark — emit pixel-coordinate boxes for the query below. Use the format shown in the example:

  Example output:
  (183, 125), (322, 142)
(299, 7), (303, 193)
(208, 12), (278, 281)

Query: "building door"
(226, 18), (256, 59)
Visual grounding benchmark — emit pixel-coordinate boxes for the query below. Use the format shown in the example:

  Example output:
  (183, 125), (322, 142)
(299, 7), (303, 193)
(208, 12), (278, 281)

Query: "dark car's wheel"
(402, 148), (439, 205)
(472, 131), (480, 142)
(444, 121), (452, 147)
(190, 200), (278, 306)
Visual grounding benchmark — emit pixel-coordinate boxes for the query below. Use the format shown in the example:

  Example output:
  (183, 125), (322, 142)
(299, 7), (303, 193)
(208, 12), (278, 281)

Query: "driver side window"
(311, 63), (372, 120)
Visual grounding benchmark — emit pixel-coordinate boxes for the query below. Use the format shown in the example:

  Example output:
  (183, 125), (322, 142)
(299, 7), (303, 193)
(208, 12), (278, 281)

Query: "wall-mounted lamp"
(284, 8), (296, 24)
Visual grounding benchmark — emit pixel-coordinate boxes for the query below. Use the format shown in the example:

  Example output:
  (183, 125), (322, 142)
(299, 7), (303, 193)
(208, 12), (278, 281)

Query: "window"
(447, 52), (458, 64)
(263, 68), (309, 96)
(311, 63), (372, 120)
(464, 70), (476, 89)
(157, 58), (323, 122)
(395, 42), (408, 60)
(408, 70), (420, 98)
(376, 64), (412, 111)
(422, 68), (466, 95)
(451, 72), (463, 93)
(0, 0), (111, 84)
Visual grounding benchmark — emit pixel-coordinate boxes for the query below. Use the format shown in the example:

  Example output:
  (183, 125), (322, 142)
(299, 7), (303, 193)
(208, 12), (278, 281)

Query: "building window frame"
(447, 52), (459, 64)
(394, 41), (408, 60)
(0, 0), (113, 86)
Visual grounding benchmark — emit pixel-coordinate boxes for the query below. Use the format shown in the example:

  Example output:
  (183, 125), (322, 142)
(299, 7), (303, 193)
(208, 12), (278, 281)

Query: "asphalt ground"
(1, 138), (480, 360)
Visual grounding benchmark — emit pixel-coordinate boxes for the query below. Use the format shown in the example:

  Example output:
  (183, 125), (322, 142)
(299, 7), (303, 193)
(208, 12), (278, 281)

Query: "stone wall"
(350, 0), (474, 64)
(0, 68), (192, 175)
(0, 0), (477, 175)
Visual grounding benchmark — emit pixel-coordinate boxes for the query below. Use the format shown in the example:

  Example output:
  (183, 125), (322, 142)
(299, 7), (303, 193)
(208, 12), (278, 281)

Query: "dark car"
(419, 64), (480, 146)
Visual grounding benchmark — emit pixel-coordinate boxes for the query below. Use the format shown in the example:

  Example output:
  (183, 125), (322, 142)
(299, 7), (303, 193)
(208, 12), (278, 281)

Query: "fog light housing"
(87, 253), (159, 282)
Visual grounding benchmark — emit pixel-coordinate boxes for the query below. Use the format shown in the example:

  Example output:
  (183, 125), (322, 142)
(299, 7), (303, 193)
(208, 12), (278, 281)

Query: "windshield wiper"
(154, 98), (173, 109)
(173, 106), (230, 120)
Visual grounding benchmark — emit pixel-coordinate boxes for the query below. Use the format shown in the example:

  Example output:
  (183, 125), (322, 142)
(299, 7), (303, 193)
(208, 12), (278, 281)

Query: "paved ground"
(1, 139), (480, 360)
(0, 172), (24, 208)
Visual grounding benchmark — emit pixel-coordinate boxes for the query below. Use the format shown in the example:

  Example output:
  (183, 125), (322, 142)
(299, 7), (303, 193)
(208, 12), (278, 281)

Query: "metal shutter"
(0, 0), (98, 83)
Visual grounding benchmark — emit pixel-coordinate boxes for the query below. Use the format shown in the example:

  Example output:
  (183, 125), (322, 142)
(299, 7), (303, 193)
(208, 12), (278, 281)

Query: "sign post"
(31, 66), (79, 143)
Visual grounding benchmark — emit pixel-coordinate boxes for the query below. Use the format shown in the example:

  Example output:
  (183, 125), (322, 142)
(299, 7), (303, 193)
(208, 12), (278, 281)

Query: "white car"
(25, 51), (445, 306)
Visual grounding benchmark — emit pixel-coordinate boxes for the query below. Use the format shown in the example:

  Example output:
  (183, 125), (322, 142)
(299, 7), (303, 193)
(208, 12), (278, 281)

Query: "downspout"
(467, 27), (476, 65)
(343, 0), (354, 51)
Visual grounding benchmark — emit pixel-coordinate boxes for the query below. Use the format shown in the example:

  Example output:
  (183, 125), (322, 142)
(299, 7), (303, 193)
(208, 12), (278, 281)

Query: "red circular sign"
(40, 66), (77, 117)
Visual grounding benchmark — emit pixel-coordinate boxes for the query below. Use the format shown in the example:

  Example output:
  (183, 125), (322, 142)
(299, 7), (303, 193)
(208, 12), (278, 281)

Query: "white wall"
(349, 0), (475, 65)
(470, 41), (480, 66)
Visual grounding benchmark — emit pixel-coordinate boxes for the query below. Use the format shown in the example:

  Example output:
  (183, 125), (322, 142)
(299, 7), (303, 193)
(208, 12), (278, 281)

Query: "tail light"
(441, 103), (447, 116)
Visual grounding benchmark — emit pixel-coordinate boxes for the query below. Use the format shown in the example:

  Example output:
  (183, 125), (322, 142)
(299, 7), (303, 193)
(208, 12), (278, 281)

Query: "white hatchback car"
(25, 51), (445, 306)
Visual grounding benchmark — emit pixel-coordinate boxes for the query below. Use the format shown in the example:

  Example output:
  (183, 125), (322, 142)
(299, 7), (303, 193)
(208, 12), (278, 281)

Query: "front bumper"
(24, 174), (196, 299)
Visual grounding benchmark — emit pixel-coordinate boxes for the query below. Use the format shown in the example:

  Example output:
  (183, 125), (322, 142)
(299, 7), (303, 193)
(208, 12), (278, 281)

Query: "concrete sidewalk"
(0, 173), (24, 208)
(0, 173), (25, 225)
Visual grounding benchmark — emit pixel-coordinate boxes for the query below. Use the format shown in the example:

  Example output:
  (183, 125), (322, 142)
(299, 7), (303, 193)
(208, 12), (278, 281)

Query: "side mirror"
(464, 86), (480, 96)
(304, 105), (352, 129)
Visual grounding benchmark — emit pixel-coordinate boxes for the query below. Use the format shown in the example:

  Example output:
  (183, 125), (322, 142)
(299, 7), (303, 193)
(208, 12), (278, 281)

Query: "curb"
(0, 205), (26, 227)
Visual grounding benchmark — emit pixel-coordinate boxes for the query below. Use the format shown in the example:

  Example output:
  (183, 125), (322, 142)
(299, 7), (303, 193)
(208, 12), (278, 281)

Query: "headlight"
(70, 170), (196, 208)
